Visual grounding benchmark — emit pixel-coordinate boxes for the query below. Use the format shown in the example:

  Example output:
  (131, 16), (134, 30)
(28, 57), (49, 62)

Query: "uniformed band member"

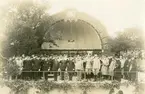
(22, 57), (33, 80)
(41, 58), (50, 80)
(128, 57), (137, 82)
(124, 56), (131, 80)
(8, 52), (139, 82)
(59, 55), (67, 80)
(32, 57), (41, 80)
(51, 57), (59, 81)
(67, 57), (75, 81)
(114, 57), (122, 82)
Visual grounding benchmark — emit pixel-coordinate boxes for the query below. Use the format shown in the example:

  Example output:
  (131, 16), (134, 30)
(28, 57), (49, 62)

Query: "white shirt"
(109, 60), (116, 70)
(120, 59), (126, 68)
(75, 59), (83, 70)
(93, 57), (100, 69)
(16, 59), (23, 67)
(102, 58), (109, 66)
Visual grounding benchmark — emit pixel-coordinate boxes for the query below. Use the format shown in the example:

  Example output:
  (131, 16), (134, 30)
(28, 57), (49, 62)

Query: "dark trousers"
(54, 71), (58, 81)
(86, 74), (91, 80)
(32, 70), (40, 80)
(86, 72), (94, 80)
(94, 75), (98, 81)
(114, 71), (122, 82)
(68, 72), (73, 81)
(124, 71), (129, 80)
(129, 71), (137, 82)
(22, 70), (32, 80)
(102, 75), (109, 80)
(114, 76), (121, 82)
(44, 72), (49, 80)
(26, 72), (32, 80)
(60, 70), (65, 80)
(17, 74), (22, 79)
(81, 72), (86, 79)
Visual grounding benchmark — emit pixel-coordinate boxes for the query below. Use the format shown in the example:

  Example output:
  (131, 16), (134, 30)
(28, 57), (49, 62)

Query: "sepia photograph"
(0, 0), (145, 94)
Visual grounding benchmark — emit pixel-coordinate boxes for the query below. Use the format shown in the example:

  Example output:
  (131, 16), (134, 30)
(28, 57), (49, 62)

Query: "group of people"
(7, 52), (141, 82)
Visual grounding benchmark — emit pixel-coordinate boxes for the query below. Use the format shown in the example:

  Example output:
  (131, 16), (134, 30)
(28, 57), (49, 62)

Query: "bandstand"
(41, 9), (108, 55)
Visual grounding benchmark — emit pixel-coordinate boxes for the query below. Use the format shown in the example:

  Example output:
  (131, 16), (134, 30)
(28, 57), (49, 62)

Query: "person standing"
(108, 56), (113, 79)
(75, 56), (83, 81)
(123, 56), (131, 80)
(108, 57), (116, 80)
(15, 57), (23, 79)
(82, 58), (87, 80)
(92, 55), (100, 81)
(48, 56), (53, 71)
(114, 57), (122, 82)
(129, 57), (137, 82)
(52, 57), (60, 81)
(101, 56), (109, 80)
(59, 56), (67, 80)
(86, 55), (93, 81)
(32, 57), (41, 80)
(67, 57), (75, 81)
(22, 56), (33, 80)
(120, 56), (126, 79)
(41, 58), (50, 80)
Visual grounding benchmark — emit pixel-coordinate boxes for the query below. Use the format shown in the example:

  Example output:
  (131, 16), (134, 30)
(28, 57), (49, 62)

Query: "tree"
(108, 28), (144, 53)
(1, 0), (52, 57)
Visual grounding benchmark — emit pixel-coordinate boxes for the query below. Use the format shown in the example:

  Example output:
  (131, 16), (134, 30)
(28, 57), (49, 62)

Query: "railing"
(11, 70), (138, 82)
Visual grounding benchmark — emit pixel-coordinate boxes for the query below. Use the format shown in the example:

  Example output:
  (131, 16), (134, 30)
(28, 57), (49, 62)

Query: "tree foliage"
(108, 28), (144, 53)
(1, 0), (51, 57)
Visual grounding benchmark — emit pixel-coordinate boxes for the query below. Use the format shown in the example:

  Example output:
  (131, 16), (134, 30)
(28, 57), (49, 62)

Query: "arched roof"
(41, 9), (108, 50)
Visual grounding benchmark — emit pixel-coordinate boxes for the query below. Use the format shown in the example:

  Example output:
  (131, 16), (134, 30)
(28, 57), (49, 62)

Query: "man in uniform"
(67, 57), (75, 81)
(59, 55), (67, 80)
(32, 56), (41, 80)
(129, 57), (137, 82)
(41, 57), (50, 80)
(124, 56), (132, 80)
(22, 56), (33, 80)
(15, 57), (23, 79)
(52, 56), (60, 81)
(114, 57), (122, 82)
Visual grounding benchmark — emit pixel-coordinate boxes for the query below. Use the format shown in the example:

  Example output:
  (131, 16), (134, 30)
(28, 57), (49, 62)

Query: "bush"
(3, 61), (21, 79)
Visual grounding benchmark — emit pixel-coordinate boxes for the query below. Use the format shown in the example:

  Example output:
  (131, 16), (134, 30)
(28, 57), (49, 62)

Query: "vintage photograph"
(0, 0), (145, 94)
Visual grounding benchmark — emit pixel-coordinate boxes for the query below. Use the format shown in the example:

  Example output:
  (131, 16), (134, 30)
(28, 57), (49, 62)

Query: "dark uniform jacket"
(41, 60), (50, 71)
(124, 59), (131, 71)
(130, 59), (137, 72)
(23, 60), (32, 71)
(48, 59), (53, 71)
(114, 60), (122, 77)
(52, 59), (59, 71)
(108, 58), (113, 67)
(67, 60), (75, 71)
(32, 59), (41, 70)
(59, 60), (67, 71)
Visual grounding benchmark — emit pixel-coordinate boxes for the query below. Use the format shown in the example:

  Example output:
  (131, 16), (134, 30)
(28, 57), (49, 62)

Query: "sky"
(46, 0), (145, 37)
(0, 0), (145, 37)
